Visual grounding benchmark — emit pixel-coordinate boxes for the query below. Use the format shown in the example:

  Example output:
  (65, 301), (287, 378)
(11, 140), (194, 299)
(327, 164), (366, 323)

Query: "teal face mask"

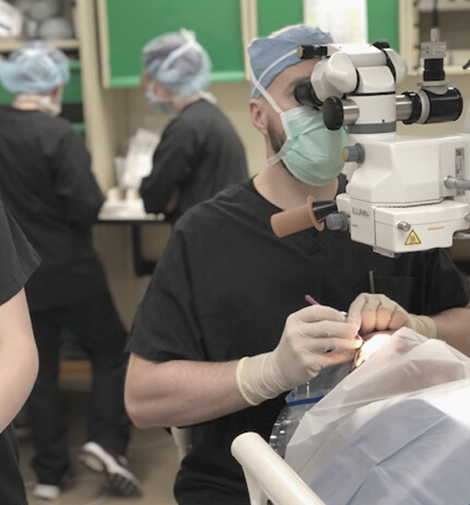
(145, 85), (174, 114)
(250, 57), (347, 186)
(268, 106), (347, 186)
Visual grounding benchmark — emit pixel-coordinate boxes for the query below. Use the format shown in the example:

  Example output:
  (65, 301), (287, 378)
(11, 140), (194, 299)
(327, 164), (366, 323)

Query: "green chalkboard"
(257, 0), (304, 38)
(105, 0), (246, 88)
(367, 0), (399, 51)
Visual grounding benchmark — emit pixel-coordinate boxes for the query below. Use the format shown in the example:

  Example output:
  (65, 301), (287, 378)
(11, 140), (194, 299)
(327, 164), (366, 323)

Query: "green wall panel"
(257, 0), (304, 38)
(106, 0), (246, 87)
(367, 0), (399, 51)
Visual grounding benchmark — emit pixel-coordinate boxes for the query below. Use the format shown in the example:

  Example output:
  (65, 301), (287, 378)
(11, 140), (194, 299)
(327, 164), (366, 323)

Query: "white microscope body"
(301, 35), (470, 256)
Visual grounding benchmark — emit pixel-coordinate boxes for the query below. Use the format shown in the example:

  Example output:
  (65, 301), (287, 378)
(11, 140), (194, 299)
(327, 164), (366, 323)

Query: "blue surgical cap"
(0, 40), (70, 94)
(248, 25), (333, 99)
(142, 29), (211, 96)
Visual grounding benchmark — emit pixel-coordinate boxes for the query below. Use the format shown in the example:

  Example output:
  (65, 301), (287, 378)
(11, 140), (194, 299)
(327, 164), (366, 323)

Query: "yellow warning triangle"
(405, 229), (421, 246)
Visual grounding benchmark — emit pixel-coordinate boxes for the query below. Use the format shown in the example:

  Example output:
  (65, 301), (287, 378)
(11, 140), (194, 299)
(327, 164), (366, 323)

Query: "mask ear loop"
(250, 52), (297, 167)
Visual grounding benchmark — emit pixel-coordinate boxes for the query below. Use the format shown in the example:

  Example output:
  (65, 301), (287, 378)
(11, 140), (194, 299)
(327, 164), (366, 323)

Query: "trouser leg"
(27, 312), (69, 485)
(65, 292), (131, 456)
(88, 352), (130, 455)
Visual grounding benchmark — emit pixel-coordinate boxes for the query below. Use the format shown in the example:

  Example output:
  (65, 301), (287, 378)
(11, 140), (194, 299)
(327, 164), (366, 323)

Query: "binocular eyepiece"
(293, 78), (322, 109)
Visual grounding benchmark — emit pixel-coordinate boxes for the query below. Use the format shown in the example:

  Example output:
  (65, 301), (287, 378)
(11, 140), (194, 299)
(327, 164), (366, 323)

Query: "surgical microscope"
(271, 29), (470, 258)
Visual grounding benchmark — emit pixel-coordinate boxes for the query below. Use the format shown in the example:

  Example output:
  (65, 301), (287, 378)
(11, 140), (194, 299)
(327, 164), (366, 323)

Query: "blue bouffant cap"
(142, 29), (211, 96)
(0, 40), (70, 94)
(248, 25), (333, 99)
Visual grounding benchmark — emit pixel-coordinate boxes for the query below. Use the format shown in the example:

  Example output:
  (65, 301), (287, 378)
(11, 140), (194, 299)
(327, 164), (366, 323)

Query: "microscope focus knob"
(322, 96), (344, 131)
(342, 143), (365, 164)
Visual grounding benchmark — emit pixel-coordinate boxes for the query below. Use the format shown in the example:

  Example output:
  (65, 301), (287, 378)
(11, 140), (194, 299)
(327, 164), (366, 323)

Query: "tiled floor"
(18, 369), (180, 505)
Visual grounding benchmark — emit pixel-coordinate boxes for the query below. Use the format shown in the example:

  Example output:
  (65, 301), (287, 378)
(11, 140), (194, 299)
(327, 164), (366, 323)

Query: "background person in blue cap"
(140, 29), (249, 223)
(140, 29), (249, 222)
(0, 41), (142, 500)
(125, 24), (470, 505)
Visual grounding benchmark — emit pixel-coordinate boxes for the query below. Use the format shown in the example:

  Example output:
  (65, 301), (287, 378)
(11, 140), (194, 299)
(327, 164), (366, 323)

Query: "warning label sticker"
(405, 229), (422, 246)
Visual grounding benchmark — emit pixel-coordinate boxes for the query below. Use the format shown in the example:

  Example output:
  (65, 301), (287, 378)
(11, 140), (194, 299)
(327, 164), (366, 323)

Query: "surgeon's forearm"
(431, 303), (470, 357)
(125, 355), (249, 429)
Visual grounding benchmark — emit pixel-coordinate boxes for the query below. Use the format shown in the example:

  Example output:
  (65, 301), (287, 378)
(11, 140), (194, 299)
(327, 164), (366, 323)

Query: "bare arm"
(163, 188), (180, 213)
(125, 306), (361, 428)
(0, 289), (38, 432)
(432, 302), (470, 356)
(125, 354), (248, 429)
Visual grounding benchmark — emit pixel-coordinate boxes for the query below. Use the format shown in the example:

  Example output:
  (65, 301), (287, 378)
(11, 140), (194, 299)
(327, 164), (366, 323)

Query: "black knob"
(373, 41), (391, 50)
(323, 96), (344, 131)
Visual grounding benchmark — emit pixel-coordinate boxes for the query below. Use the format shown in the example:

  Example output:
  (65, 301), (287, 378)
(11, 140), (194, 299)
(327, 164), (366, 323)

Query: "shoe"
(78, 441), (142, 496)
(33, 484), (60, 500)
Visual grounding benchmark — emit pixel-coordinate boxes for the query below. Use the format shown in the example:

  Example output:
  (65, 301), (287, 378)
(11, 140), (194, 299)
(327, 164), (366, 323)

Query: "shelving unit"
(400, 0), (470, 76)
(0, 37), (79, 52)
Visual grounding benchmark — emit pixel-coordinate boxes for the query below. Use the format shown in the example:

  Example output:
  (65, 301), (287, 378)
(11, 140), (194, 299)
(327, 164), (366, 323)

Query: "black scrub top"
(0, 106), (108, 311)
(128, 176), (470, 505)
(140, 99), (248, 222)
(0, 196), (39, 505)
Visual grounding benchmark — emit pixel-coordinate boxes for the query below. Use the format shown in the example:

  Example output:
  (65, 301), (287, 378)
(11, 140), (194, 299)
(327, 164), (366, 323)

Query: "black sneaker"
(78, 442), (142, 496)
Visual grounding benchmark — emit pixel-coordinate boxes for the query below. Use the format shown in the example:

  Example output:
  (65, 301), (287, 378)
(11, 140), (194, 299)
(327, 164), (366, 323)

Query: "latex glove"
(348, 293), (436, 338)
(235, 305), (362, 406)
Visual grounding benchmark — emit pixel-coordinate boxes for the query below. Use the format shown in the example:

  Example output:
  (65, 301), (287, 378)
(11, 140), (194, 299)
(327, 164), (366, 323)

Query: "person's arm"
(125, 357), (244, 428)
(140, 120), (198, 215)
(52, 129), (104, 227)
(0, 288), (38, 432)
(163, 188), (180, 213)
(431, 302), (470, 356)
(125, 304), (361, 428)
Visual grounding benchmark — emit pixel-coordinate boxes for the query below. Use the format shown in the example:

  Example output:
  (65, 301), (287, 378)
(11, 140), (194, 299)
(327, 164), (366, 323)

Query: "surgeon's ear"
(249, 99), (269, 135)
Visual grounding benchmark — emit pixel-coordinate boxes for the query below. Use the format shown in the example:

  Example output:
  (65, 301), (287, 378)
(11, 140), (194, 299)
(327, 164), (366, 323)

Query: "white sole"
(78, 442), (142, 496)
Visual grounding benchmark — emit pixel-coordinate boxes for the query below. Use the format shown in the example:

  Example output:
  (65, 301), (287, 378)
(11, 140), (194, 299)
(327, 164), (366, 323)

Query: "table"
(97, 212), (169, 276)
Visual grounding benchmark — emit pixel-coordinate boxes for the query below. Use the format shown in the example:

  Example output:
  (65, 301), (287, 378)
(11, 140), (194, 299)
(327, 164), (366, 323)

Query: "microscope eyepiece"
(294, 78), (322, 109)
(297, 45), (328, 60)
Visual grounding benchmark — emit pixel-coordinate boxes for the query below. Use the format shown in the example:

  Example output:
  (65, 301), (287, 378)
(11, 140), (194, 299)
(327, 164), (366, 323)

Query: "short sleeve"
(127, 227), (205, 362)
(0, 198), (40, 305)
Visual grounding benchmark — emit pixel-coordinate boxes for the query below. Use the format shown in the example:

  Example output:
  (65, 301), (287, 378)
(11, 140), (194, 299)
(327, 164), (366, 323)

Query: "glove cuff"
(236, 353), (289, 406)
(406, 314), (437, 339)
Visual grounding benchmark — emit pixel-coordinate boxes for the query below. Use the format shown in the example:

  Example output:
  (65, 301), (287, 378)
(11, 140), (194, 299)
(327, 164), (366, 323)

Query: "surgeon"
(0, 41), (141, 500)
(140, 29), (249, 222)
(125, 25), (470, 505)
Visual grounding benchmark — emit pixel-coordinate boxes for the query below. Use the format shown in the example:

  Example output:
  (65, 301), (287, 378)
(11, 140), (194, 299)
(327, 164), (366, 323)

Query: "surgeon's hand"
(235, 305), (362, 406)
(348, 293), (436, 339)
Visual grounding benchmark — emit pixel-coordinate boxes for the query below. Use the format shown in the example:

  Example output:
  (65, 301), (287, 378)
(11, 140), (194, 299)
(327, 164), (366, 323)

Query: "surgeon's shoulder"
(174, 181), (253, 234)
(34, 112), (80, 140)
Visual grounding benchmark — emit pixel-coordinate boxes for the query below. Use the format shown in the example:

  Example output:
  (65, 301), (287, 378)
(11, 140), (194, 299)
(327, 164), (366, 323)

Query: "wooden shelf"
(0, 37), (80, 53)
(416, 0), (470, 12)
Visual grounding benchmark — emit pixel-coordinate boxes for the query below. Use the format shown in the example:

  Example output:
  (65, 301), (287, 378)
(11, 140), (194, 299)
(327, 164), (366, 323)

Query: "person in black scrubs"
(125, 25), (470, 505)
(0, 196), (39, 505)
(0, 41), (141, 500)
(140, 29), (249, 223)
